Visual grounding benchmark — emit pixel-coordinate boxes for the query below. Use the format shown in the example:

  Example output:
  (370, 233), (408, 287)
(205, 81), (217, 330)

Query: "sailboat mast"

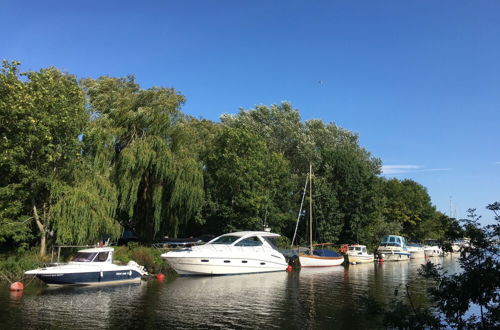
(309, 163), (313, 252)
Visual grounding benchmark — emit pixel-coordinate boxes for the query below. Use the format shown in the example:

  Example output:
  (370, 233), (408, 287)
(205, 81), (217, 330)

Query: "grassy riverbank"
(0, 244), (173, 283)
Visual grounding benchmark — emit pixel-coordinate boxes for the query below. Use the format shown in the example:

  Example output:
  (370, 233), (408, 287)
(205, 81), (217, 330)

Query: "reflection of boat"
(25, 247), (147, 285)
(346, 245), (374, 264)
(376, 235), (410, 261)
(161, 231), (288, 275)
(407, 243), (425, 259)
(423, 240), (443, 257)
(297, 164), (344, 267)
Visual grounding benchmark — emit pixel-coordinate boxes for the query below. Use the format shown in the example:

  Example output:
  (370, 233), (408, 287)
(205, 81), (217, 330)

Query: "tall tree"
(203, 127), (293, 234)
(0, 61), (119, 255)
(82, 76), (204, 242)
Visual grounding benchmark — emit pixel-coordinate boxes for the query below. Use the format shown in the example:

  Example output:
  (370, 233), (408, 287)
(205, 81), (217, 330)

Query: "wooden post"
(57, 246), (61, 264)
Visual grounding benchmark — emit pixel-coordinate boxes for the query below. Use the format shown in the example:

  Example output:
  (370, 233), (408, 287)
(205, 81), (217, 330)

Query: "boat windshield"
(235, 236), (263, 246)
(262, 236), (279, 250)
(209, 235), (240, 245)
(381, 236), (402, 247)
(72, 252), (97, 262)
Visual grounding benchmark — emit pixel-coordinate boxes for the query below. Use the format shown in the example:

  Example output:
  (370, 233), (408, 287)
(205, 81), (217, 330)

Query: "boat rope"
(291, 175), (308, 248)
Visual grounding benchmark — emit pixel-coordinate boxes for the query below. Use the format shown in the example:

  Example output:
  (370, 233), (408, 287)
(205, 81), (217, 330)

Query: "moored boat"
(423, 240), (444, 257)
(346, 245), (374, 264)
(161, 231), (288, 275)
(296, 164), (344, 267)
(376, 235), (410, 261)
(25, 247), (147, 285)
(407, 243), (425, 259)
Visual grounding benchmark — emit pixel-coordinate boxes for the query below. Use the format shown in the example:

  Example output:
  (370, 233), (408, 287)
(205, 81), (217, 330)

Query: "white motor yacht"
(346, 245), (374, 264)
(423, 240), (444, 257)
(25, 247), (147, 285)
(407, 243), (425, 259)
(161, 231), (289, 275)
(376, 235), (410, 261)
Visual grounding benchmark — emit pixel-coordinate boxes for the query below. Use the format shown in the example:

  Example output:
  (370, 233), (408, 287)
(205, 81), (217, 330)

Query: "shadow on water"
(0, 256), (461, 329)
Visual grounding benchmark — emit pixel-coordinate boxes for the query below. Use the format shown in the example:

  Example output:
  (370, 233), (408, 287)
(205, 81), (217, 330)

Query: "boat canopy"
(380, 235), (407, 247)
(313, 249), (342, 257)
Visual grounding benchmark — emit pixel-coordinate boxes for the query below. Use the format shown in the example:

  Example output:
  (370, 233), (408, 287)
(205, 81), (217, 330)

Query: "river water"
(0, 256), (461, 329)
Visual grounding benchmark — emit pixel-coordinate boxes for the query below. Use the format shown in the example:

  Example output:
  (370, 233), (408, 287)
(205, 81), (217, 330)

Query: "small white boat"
(346, 245), (374, 264)
(25, 247), (147, 285)
(376, 235), (410, 261)
(423, 240), (443, 257)
(161, 231), (288, 275)
(299, 247), (345, 267)
(407, 243), (425, 259)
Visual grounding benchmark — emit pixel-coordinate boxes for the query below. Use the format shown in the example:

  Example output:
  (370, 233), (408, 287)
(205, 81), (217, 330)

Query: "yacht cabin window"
(235, 236), (263, 246)
(96, 252), (109, 262)
(362, 247), (367, 253)
(72, 252), (98, 262)
(210, 235), (240, 245)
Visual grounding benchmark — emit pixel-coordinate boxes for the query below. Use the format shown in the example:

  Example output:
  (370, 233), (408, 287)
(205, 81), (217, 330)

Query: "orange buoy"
(10, 282), (24, 291)
(156, 273), (165, 281)
(286, 265), (293, 272)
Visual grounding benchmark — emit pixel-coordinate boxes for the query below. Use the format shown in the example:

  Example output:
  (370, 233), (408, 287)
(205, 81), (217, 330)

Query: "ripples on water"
(0, 256), (461, 329)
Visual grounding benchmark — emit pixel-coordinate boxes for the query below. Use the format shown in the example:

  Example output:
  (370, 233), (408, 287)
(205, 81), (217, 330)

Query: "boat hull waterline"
(299, 255), (344, 267)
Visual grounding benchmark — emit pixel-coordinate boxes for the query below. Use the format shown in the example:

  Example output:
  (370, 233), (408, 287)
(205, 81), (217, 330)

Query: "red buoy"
(10, 282), (24, 291)
(156, 273), (165, 281)
(286, 265), (293, 272)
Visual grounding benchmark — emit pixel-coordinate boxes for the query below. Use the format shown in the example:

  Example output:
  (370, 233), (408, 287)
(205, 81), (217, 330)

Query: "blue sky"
(2, 1), (499, 223)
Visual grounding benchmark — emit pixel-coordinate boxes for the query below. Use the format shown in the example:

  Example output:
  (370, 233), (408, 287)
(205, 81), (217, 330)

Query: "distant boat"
(161, 231), (289, 275)
(423, 240), (444, 257)
(407, 243), (425, 259)
(25, 247), (147, 285)
(346, 245), (374, 264)
(376, 235), (410, 261)
(297, 164), (344, 267)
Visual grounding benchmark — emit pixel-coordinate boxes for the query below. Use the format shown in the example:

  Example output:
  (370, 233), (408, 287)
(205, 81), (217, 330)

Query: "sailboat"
(294, 164), (344, 267)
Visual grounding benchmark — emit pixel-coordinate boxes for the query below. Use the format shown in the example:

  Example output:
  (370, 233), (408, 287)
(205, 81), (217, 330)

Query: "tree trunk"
(32, 200), (47, 257)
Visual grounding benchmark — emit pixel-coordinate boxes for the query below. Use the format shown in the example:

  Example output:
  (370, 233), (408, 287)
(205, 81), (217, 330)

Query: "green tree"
(380, 178), (440, 241)
(203, 127), (293, 234)
(0, 61), (118, 255)
(82, 76), (204, 243)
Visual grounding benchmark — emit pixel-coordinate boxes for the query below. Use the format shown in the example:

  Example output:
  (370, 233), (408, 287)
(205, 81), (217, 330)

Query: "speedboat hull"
(299, 255), (344, 267)
(25, 262), (144, 286)
(164, 256), (287, 275)
(31, 269), (142, 285)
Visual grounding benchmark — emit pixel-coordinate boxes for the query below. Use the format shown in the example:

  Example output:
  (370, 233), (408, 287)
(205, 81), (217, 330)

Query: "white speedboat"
(423, 240), (443, 257)
(346, 245), (374, 264)
(376, 235), (410, 261)
(25, 247), (147, 285)
(161, 231), (289, 275)
(407, 243), (425, 259)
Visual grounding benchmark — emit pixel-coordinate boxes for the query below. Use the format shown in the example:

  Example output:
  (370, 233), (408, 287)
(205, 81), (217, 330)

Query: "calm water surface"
(0, 256), (461, 329)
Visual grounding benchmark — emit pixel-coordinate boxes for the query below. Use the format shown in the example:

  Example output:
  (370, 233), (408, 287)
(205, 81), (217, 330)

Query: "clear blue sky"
(2, 1), (499, 223)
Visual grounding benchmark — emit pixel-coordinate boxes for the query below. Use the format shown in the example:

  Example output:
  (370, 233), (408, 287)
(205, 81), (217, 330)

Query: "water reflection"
(0, 257), (461, 329)
(154, 272), (289, 329)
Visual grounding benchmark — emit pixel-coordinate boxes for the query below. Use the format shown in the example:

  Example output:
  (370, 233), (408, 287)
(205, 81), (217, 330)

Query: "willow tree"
(0, 61), (119, 255)
(82, 76), (204, 243)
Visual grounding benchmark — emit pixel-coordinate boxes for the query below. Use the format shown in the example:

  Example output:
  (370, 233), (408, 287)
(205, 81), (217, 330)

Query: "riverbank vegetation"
(0, 60), (462, 258)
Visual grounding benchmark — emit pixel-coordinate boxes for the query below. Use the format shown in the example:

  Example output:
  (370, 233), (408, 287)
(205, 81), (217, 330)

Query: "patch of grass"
(113, 243), (172, 274)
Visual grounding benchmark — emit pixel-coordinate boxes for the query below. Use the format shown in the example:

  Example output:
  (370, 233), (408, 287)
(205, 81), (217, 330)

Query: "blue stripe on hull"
(37, 270), (142, 285)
